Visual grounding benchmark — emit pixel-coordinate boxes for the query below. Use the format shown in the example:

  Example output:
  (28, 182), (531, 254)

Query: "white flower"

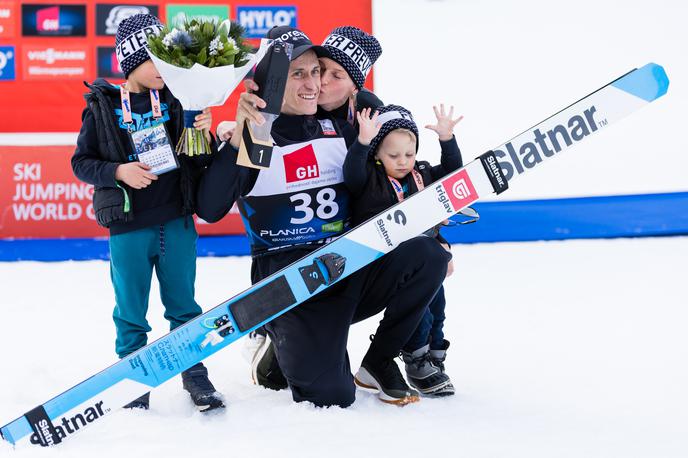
(209, 36), (224, 56)
(226, 37), (236, 49)
(162, 29), (181, 48)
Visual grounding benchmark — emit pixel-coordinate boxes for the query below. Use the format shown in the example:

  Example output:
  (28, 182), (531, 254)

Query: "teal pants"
(109, 217), (201, 358)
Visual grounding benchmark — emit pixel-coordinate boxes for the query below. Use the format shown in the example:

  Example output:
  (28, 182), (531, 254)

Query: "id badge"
(129, 123), (179, 175)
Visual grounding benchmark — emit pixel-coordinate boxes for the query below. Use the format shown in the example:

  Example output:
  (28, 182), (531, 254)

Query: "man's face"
(281, 50), (321, 115)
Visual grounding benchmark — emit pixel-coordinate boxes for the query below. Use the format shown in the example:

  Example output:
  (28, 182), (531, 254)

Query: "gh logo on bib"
(283, 144), (320, 183)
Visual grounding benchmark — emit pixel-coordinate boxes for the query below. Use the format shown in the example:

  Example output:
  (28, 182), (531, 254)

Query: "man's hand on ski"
(357, 108), (381, 146)
(425, 104), (463, 141)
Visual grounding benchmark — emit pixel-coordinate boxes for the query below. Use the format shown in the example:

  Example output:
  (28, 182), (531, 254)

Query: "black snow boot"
(354, 358), (420, 406)
(181, 362), (225, 412)
(402, 344), (454, 397)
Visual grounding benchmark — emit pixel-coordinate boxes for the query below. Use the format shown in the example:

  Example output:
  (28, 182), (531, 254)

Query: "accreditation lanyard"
(387, 169), (424, 202)
(120, 84), (162, 131)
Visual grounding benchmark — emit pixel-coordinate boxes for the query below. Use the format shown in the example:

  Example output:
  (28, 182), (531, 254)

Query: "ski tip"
(613, 63), (669, 102)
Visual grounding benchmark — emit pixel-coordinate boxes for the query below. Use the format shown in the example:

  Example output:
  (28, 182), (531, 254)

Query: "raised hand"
(357, 108), (381, 146)
(425, 104), (464, 141)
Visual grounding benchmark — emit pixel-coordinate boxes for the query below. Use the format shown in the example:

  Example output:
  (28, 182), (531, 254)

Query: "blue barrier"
(1, 192), (687, 262)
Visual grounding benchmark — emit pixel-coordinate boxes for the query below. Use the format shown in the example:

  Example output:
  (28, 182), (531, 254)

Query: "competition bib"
(239, 136), (350, 253)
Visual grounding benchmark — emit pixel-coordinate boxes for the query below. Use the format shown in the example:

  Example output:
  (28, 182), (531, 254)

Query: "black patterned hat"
(267, 26), (329, 61)
(115, 13), (163, 78)
(322, 26), (382, 89)
(369, 104), (419, 153)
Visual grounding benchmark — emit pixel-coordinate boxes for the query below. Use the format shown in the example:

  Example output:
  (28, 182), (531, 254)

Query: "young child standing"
(343, 103), (463, 397)
(71, 14), (223, 412)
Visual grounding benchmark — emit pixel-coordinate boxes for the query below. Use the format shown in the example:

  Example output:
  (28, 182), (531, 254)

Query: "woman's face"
(318, 57), (357, 111)
(281, 50), (321, 116)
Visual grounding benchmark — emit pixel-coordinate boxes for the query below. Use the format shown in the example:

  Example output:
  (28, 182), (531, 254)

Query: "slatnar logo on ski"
(29, 401), (110, 445)
(495, 106), (600, 181)
(375, 219), (394, 247)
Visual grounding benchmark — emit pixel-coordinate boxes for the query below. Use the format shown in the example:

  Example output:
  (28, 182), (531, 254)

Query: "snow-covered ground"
(1, 237), (686, 457)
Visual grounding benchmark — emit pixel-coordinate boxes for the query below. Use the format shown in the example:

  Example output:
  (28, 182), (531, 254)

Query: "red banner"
(0, 145), (245, 238)
(0, 0), (373, 133)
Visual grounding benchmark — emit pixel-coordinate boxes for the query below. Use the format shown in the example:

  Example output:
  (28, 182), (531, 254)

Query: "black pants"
(251, 237), (450, 407)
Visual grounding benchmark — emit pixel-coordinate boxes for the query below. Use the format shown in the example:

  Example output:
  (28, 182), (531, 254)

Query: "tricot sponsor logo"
(29, 401), (110, 445)
(0, 8), (10, 18)
(237, 6), (297, 38)
(283, 144), (320, 183)
(495, 105), (601, 181)
(27, 48), (85, 64)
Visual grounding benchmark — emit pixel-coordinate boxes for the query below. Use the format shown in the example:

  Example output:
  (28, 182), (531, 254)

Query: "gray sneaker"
(402, 344), (454, 397)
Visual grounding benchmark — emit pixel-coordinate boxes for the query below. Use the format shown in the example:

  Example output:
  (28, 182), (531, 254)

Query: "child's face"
(127, 60), (165, 92)
(375, 130), (417, 179)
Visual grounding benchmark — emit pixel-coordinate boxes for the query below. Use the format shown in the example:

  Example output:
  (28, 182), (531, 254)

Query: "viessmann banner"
(0, 0), (373, 133)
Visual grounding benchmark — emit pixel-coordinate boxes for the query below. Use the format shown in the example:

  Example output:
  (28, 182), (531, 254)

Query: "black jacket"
(196, 113), (356, 262)
(343, 136), (463, 227)
(72, 78), (212, 234)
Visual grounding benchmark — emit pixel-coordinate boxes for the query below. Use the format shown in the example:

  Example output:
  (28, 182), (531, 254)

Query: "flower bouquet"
(147, 19), (270, 155)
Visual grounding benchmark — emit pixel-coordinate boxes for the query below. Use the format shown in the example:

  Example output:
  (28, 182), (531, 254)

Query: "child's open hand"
(425, 104), (464, 141)
(357, 108), (382, 146)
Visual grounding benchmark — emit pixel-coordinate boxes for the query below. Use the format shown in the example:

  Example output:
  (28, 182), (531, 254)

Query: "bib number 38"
(289, 188), (339, 224)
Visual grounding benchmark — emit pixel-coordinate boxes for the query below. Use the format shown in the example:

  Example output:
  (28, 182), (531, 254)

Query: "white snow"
(1, 237), (687, 457)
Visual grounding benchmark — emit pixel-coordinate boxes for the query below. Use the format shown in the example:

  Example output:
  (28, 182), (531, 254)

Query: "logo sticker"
(438, 170), (478, 213)
(22, 4), (87, 36)
(166, 4), (229, 28)
(237, 6), (297, 38)
(22, 44), (90, 81)
(283, 144), (320, 183)
(96, 4), (159, 36)
(0, 45), (16, 81)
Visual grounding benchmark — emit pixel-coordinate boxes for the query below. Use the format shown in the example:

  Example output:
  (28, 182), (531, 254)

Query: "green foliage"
(148, 18), (251, 69)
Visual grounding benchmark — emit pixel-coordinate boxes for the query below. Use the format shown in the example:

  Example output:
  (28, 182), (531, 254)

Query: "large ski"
(0, 62), (669, 448)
